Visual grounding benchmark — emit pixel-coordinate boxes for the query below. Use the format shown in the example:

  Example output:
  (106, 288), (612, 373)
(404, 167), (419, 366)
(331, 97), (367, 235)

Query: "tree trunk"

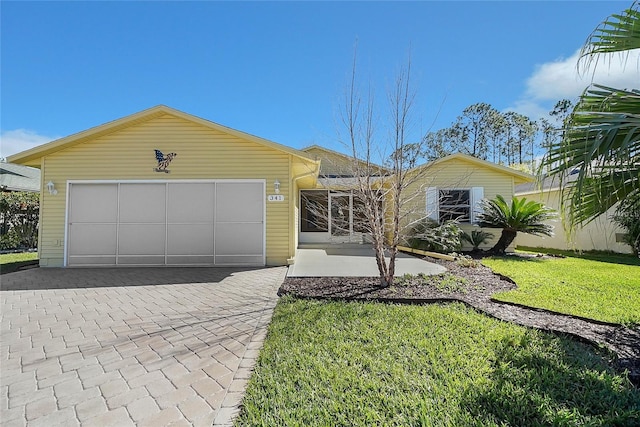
(490, 229), (517, 254)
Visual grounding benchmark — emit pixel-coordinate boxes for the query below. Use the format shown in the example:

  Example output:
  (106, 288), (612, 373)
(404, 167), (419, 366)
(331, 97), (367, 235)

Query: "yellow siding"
(39, 114), (295, 266)
(401, 157), (516, 250)
(514, 189), (632, 254)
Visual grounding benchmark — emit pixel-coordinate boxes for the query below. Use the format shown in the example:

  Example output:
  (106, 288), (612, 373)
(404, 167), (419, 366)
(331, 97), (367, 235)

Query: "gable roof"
(301, 144), (389, 176)
(418, 153), (534, 184)
(8, 105), (319, 167)
(0, 163), (41, 192)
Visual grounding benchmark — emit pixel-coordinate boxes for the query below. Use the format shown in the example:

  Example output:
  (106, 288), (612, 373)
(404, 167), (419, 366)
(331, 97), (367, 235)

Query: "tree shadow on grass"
(513, 247), (640, 267)
(0, 259), (38, 275)
(460, 331), (640, 426)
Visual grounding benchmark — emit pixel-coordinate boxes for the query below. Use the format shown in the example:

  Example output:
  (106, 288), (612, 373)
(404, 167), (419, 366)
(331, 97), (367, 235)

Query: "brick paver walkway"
(1, 266), (285, 426)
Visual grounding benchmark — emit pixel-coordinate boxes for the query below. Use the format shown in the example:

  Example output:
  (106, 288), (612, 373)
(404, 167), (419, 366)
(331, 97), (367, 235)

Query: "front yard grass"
(236, 298), (639, 426)
(0, 252), (38, 274)
(483, 248), (640, 325)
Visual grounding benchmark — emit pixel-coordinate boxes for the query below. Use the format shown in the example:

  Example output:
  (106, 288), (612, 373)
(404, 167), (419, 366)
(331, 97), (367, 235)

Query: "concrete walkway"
(287, 244), (447, 277)
(1, 266), (285, 427)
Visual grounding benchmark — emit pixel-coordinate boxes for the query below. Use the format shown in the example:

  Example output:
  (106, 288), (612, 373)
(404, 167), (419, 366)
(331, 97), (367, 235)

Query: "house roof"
(0, 163), (41, 192)
(418, 153), (535, 184)
(302, 144), (352, 158)
(515, 172), (579, 195)
(302, 147), (534, 183)
(8, 105), (320, 167)
(301, 144), (389, 177)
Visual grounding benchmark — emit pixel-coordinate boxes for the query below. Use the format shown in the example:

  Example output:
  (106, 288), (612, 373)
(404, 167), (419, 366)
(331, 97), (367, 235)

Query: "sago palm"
(476, 195), (556, 254)
(541, 1), (640, 229)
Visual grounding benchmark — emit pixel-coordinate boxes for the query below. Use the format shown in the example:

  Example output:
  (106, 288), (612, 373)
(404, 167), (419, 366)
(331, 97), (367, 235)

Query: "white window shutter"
(426, 187), (439, 221)
(471, 187), (484, 224)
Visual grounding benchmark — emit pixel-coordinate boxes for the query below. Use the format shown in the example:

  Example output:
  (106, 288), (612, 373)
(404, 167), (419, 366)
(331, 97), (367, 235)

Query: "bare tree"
(333, 52), (444, 287)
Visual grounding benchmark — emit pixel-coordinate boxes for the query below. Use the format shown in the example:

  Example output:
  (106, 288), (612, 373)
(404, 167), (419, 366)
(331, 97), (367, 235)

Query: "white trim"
(515, 187), (560, 197)
(66, 178), (266, 184)
(425, 187), (439, 221)
(116, 183), (121, 265)
(262, 180), (266, 266)
(471, 186), (484, 224)
(63, 180), (70, 266)
(212, 181), (217, 266)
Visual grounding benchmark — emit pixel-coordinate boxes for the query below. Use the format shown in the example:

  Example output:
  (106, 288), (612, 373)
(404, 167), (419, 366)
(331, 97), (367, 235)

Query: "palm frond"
(579, 1), (640, 72)
(476, 195), (556, 236)
(542, 84), (640, 225)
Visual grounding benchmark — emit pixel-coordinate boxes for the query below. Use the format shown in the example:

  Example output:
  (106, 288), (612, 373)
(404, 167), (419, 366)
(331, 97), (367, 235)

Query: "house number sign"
(268, 195), (285, 202)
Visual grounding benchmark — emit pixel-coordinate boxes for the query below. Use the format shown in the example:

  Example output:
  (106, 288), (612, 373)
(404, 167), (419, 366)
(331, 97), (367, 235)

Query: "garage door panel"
(69, 184), (118, 223)
(119, 184), (166, 223)
(117, 256), (165, 265)
(216, 182), (263, 222)
(166, 255), (216, 265)
(68, 256), (117, 265)
(167, 224), (214, 255)
(167, 183), (214, 223)
(215, 255), (264, 265)
(118, 224), (166, 255)
(68, 224), (117, 256)
(215, 223), (263, 255)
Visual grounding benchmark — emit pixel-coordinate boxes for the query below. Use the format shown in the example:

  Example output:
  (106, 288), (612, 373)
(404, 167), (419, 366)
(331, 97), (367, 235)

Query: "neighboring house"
(514, 177), (632, 254)
(0, 163), (41, 192)
(8, 105), (533, 267)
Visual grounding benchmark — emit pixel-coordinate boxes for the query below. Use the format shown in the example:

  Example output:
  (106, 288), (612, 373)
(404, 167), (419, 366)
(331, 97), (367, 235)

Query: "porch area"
(287, 244), (447, 277)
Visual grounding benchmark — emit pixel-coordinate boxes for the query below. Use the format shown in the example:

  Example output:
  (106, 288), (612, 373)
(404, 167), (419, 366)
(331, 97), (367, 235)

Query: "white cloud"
(503, 99), (549, 121)
(0, 129), (57, 160)
(508, 48), (640, 120)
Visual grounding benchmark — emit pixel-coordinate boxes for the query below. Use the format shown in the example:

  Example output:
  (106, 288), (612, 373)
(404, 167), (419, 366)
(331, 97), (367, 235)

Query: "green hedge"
(0, 192), (39, 250)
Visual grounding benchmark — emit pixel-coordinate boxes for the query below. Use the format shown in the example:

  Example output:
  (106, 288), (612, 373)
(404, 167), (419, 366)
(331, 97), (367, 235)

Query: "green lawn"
(236, 298), (639, 426)
(483, 249), (640, 325)
(0, 252), (38, 274)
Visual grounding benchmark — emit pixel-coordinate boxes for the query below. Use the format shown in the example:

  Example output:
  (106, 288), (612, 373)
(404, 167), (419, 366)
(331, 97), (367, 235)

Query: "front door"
(330, 193), (351, 237)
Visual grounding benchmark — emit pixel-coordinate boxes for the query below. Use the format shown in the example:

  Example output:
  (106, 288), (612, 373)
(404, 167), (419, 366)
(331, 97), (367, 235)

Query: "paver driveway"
(1, 266), (285, 426)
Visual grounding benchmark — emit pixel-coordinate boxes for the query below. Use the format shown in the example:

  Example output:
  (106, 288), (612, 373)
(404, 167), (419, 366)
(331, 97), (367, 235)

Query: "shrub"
(0, 192), (39, 250)
(407, 219), (462, 253)
(461, 229), (494, 251)
(476, 195), (556, 254)
(455, 255), (481, 268)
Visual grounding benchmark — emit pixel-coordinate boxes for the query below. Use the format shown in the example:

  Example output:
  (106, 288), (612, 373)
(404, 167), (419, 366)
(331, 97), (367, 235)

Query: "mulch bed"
(280, 255), (640, 387)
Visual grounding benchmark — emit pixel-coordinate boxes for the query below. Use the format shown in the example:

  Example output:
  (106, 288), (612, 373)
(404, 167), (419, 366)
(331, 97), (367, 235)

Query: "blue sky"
(2, 1), (638, 159)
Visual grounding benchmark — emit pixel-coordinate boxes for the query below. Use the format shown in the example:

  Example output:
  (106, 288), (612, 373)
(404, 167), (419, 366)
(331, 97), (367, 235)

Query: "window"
(426, 187), (484, 224)
(300, 190), (328, 232)
(439, 189), (470, 222)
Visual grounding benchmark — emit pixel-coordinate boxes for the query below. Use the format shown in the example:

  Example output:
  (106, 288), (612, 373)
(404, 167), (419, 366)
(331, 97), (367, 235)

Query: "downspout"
(287, 160), (321, 265)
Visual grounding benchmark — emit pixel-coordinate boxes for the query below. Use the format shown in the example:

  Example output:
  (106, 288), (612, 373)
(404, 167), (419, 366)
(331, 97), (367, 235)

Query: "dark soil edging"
(281, 256), (640, 387)
(488, 298), (626, 328)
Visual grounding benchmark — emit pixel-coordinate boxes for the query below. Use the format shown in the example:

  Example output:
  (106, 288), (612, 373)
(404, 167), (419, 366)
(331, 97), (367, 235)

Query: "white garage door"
(67, 181), (265, 266)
